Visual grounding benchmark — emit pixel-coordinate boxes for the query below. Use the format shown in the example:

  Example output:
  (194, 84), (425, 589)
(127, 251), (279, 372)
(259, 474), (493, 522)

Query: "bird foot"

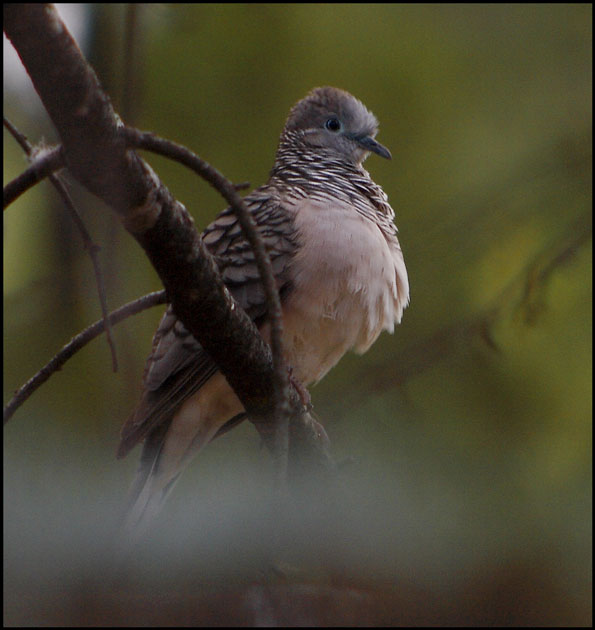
(287, 366), (312, 409)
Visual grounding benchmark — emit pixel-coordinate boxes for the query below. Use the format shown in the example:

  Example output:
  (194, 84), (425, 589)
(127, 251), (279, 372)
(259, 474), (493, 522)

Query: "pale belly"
(274, 197), (407, 385)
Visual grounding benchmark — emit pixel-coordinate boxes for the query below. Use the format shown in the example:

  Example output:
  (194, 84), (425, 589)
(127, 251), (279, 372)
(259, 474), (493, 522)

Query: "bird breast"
(278, 197), (408, 386)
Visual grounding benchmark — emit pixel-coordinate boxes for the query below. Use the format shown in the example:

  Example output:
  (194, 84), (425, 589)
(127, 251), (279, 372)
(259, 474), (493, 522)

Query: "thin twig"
(3, 117), (31, 153)
(123, 126), (292, 488)
(3, 118), (119, 371)
(3, 144), (64, 208)
(3, 291), (166, 425)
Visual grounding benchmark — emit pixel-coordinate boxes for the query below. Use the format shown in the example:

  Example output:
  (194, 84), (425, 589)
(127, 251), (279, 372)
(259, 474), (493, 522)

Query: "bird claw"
(287, 366), (311, 409)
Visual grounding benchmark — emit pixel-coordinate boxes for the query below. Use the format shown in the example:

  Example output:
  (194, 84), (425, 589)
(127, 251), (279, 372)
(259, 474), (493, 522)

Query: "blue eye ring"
(325, 117), (341, 132)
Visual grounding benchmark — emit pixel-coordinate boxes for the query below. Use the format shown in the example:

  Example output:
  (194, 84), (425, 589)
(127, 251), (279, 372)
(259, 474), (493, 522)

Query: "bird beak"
(354, 135), (392, 160)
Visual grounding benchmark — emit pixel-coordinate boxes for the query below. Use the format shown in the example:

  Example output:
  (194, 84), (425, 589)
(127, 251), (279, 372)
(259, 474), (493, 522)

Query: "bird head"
(283, 86), (391, 165)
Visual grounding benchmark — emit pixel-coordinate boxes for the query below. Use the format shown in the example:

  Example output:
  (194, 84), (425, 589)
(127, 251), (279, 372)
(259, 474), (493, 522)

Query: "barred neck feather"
(270, 129), (396, 227)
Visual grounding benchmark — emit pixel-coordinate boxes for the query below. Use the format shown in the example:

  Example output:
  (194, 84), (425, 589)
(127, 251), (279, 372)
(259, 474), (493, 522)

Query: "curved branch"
(3, 144), (64, 208)
(3, 291), (167, 425)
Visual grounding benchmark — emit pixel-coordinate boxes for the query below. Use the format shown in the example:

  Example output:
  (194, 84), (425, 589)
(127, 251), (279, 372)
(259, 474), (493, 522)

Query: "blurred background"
(4, 4), (591, 626)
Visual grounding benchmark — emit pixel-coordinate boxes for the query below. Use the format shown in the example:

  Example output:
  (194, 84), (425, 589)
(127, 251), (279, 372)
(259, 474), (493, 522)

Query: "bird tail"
(118, 421), (178, 543)
(118, 410), (249, 544)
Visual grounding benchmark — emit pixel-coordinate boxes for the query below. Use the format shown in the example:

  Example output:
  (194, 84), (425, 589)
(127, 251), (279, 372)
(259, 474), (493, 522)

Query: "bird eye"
(324, 117), (341, 132)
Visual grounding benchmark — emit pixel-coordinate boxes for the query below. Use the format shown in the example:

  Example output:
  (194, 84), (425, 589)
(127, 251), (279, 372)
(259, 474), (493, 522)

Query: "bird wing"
(117, 189), (298, 458)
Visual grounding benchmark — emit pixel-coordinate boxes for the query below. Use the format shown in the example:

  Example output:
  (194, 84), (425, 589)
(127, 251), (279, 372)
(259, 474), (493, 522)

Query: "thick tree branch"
(4, 4), (149, 211)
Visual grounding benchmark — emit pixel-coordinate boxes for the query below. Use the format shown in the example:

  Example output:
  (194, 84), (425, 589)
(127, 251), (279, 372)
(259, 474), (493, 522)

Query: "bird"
(117, 86), (409, 537)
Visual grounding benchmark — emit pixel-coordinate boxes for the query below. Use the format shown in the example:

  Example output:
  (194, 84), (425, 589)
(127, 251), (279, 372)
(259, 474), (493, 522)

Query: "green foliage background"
(4, 4), (591, 625)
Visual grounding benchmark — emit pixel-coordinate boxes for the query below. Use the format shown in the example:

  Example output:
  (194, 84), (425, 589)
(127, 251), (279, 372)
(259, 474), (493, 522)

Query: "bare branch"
(3, 144), (64, 208)
(3, 116), (33, 152)
(3, 291), (167, 425)
(4, 117), (119, 370)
